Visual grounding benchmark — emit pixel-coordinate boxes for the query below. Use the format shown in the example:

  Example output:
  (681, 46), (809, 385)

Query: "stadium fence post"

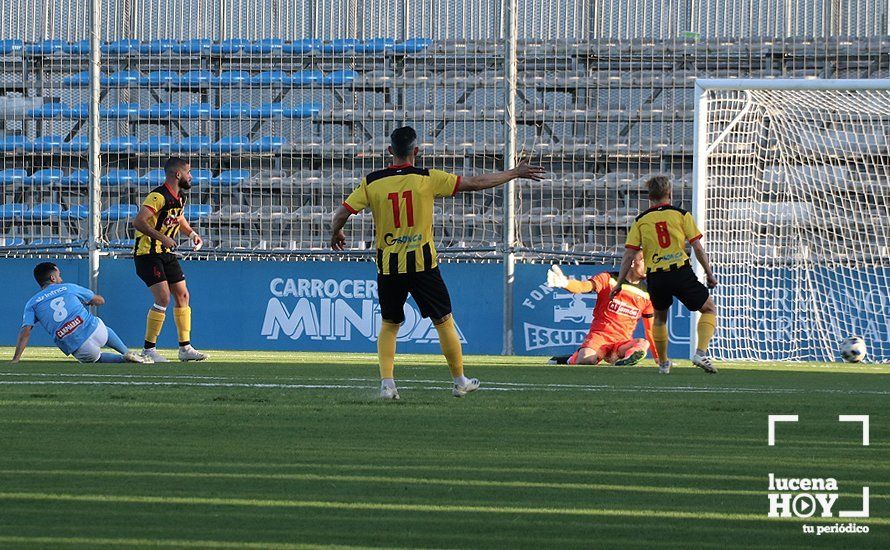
(502, 0), (519, 355)
(87, 0), (103, 295)
(690, 79), (709, 359)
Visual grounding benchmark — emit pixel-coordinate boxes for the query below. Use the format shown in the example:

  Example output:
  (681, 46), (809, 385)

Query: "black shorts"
(378, 267), (452, 324)
(134, 253), (185, 287)
(646, 265), (709, 312)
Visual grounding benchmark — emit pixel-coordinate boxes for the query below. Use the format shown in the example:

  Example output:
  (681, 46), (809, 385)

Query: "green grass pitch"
(0, 348), (887, 548)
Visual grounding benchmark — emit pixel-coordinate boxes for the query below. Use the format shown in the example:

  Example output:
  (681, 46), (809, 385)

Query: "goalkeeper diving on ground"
(545, 254), (659, 367)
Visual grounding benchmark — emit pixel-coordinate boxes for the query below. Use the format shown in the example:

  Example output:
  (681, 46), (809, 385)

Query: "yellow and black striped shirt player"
(614, 175), (718, 374)
(131, 157), (207, 363)
(331, 126), (546, 400)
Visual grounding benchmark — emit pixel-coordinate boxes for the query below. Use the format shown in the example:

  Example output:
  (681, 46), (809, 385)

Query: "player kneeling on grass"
(545, 256), (658, 367)
(11, 262), (149, 364)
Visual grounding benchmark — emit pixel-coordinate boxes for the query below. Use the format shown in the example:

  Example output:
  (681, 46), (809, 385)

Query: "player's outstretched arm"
(458, 160), (546, 193)
(546, 265), (594, 294)
(11, 325), (31, 363)
(88, 294), (105, 307)
(690, 240), (718, 288)
(611, 248), (638, 299)
(330, 205), (352, 251)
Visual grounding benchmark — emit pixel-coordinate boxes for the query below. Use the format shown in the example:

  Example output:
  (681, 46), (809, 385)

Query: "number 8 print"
(50, 296), (68, 322)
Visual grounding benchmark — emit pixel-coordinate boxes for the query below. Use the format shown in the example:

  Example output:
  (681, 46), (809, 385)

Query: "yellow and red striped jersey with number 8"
(343, 164), (461, 275)
(625, 203), (702, 273)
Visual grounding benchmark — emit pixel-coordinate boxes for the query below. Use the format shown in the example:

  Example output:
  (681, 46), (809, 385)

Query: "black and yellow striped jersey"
(134, 183), (186, 256)
(626, 203), (702, 273)
(343, 163), (460, 275)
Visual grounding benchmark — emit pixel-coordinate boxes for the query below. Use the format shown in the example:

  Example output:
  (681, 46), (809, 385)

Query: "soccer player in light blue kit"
(11, 262), (148, 364)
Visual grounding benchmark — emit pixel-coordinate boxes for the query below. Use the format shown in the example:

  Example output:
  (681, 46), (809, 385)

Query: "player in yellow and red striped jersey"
(545, 254), (659, 367)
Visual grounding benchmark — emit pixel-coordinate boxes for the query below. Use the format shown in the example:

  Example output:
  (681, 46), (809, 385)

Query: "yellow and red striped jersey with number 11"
(343, 163), (461, 275)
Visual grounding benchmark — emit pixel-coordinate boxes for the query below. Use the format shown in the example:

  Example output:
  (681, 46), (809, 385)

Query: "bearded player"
(545, 255), (658, 367)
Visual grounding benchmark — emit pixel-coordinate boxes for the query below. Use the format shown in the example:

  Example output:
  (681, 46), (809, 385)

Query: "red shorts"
(579, 332), (638, 364)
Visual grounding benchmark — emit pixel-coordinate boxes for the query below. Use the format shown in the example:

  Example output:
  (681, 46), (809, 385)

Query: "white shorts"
(72, 319), (108, 363)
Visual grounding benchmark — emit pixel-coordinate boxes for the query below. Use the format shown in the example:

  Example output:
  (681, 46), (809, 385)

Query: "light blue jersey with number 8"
(22, 283), (100, 355)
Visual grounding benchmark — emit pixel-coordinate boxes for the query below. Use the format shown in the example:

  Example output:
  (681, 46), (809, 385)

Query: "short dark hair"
(34, 262), (57, 286)
(646, 175), (673, 201)
(164, 157), (189, 176)
(390, 126), (417, 157)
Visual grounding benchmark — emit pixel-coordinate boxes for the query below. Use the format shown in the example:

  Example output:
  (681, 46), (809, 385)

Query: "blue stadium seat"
(104, 71), (145, 87)
(62, 40), (90, 54)
(0, 203), (26, 220)
(101, 204), (137, 221)
(138, 136), (174, 154)
(0, 136), (30, 152)
(212, 71), (251, 86)
(63, 71), (94, 86)
(100, 136), (139, 153)
(394, 38), (433, 53)
(141, 170), (166, 186)
(30, 135), (64, 153)
(27, 203), (63, 220)
(102, 169), (139, 186)
(24, 40), (66, 55)
(323, 70), (358, 86)
(183, 204), (213, 221)
(27, 102), (88, 118)
(138, 39), (179, 54)
(101, 39), (139, 55)
(257, 103), (286, 118)
(0, 237), (25, 247)
(291, 70), (323, 85)
(60, 135), (89, 153)
(213, 102), (254, 118)
(256, 102), (322, 118)
(211, 38), (251, 54)
(191, 169), (214, 186)
(246, 39), (284, 54)
(139, 103), (178, 119)
(295, 102), (323, 117)
(250, 136), (286, 153)
(100, 102), (141, 118)
(0, 169), (28, 185)
(173, 39), (212, 54)
(211, 136), (250, 153)
(146, 71), (179, 86)
(177, 103), (212, 118)
(322, 39), (359, 53)
(61, 204), (89, 220)
(215, 170), (251, 186)
(29, 169), (64, 186)
(251, 71), (291, 86)
(0, 39), (24, 54)
(171, 136), (212, 154)
(179, 70), (213, 87)
(355, 38), (396, 53)
(284, 39), (322, 54)
(62, 169), (90, 187)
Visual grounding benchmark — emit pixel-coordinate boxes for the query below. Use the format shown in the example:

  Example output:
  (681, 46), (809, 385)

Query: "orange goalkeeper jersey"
(587, 272), (654, 339)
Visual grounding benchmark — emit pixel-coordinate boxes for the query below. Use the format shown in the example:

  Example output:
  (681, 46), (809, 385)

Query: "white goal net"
(694, 80), (889, 363)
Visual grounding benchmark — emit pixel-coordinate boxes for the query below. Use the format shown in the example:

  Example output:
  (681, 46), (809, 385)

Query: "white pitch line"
(1, 379), (889, 395)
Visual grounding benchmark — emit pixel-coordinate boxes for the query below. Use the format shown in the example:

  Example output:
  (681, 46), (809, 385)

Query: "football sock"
(144, 307), (166, 349)
(381, 378), (396, 390)
(696, 313), (717, 354)
(173, 306), (192, 347)
(454, 375), (471, 386)
(434, 317), (463, 378)
(653, 322), (669, 364)
(377, 321), (400, 379)
(104, 326), (128, 354)
(97, 353), (125, 363)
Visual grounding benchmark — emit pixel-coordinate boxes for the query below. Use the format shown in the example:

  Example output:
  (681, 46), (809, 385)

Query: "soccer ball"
(840, 337), (867, 363)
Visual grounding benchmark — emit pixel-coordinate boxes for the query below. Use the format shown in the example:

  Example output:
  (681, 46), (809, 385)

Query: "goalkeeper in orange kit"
(545, 254), (659, 366)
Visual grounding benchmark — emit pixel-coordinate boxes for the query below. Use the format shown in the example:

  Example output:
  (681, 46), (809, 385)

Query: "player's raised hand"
(330, 230), (347, 251)
(546, 265), (569, 289)
(190, 232), (203, 251)
(706, 274), (718, 289)
(514, 160), (546, 181)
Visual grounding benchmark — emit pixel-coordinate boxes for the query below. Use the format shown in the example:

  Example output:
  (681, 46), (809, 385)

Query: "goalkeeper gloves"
(546, 265), (569, 289)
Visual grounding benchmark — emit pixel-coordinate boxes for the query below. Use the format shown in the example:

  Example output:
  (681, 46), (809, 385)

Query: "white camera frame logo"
(767, 415), (869, 519)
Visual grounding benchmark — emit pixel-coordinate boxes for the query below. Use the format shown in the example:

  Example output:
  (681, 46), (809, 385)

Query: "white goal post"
(692, 79), (890, 363)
